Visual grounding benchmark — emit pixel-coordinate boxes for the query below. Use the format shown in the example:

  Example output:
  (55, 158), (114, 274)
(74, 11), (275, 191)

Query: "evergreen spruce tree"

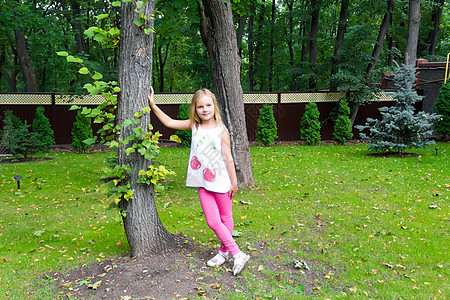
(1, 111), (40, 158)
(333, 99), (353, 144)
(71, 110), (93, 153)
(434, 81), (450, 139)
(356, 64), (440, 153)
(300, 102), (321, 145)
(256, 104), (278, 146)
(175, 102), (192, 147)
(32, 106), (55, 152)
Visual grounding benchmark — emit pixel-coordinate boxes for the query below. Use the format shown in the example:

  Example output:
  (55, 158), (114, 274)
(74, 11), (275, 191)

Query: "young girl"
(148, 87), (250, 276)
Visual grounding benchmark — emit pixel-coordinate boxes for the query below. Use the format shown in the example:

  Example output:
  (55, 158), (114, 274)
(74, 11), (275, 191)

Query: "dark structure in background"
(0, 61), (447, 145)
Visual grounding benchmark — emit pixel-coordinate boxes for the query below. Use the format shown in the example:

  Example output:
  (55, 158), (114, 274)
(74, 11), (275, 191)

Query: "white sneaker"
(232, 251), (250, 276)
(207, 251), (229, 267)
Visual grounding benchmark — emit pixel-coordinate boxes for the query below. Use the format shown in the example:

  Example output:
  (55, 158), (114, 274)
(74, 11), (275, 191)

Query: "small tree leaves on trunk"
(356, 63), (440, 153)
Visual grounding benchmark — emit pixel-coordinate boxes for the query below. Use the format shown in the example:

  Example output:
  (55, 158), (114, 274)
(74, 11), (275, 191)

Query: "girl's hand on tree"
(147, 86), (155, 107)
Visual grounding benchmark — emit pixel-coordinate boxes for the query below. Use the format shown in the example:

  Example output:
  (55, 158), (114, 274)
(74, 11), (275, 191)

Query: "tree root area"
(50, 236), (245, 299)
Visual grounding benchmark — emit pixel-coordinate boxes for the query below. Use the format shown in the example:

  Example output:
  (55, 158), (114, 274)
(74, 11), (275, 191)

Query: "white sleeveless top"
(186, 124), (231, 193)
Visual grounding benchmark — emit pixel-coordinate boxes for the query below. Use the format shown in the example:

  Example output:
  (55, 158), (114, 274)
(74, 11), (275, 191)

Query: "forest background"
(0, 0), (449, 95)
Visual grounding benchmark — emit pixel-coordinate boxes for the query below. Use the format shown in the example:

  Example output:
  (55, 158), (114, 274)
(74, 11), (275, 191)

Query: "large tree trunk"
(118, 0), (175, 258)
(199, 0), (255, 189)
(427, 0), (444, 57)
(286, 0), (295, 91)
(308, 0), (320, 90)
(70, 0), (85, 54)
(405, 0), (421, 66)
(366, 0), (395, 80)
(15, 30), (38, 92)
(329, 0), (349, 90)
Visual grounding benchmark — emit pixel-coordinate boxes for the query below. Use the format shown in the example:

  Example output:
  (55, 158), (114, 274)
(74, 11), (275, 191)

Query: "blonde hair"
(189, 88), (222, 128)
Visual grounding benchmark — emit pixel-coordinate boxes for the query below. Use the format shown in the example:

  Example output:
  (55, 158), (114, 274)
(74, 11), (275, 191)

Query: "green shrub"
(32, 106), (55, 152)
(1, 111), (40, 158)
(71, 110), (93, 153)
(175, 103), (191, 147)
(333, 99), (353, 144)
(434, 81), (450, 138)
(256, 104), (278, 146)
(300, 102), (321, 145)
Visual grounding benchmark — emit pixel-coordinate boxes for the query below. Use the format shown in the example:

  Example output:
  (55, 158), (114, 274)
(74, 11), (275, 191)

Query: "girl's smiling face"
(195, 95), (215, 122)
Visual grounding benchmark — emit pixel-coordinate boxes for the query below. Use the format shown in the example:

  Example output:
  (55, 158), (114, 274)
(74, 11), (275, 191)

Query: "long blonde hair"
(189, 88), (222, 128)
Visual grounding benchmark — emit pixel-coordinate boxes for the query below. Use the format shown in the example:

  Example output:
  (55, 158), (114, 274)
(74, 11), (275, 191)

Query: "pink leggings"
(198, 187), (240, 256)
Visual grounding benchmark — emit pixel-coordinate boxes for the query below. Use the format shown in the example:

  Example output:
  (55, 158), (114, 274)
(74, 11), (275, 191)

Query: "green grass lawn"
(0, 143), (448, 299)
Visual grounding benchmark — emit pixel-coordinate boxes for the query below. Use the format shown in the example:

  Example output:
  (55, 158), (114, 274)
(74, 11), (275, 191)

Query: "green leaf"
(93, 72), (103, 80)
(95, 14), (109, 20)
(33, 230), (45, 237)
(111, 1), (121, 6)
(109, 27), (120, 36)
(232, 230), (243, 237)
(69, 105), (80, 111)
(125, 147), (135, 155)
(136, 1), (145, 8)
(134, 18), (145, 27)
(56, 51), (69, 57)
(170, 135), (181, 143)
(84, 137), (97, 145)
(123, 119), (133, 127)
(144, 28), (154, 35)
(143, 107), (151, 114)
(78, 67), (89, 75)
(84, 27), (99, 38)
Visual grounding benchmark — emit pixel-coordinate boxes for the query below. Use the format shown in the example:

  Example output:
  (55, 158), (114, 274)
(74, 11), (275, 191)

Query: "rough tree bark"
(118, 0), (175, 258)
(427, 0), (444, 57)
(405, 0), (421, 66)
(15, 30), (38, 92)
(198, 0), (255, 189)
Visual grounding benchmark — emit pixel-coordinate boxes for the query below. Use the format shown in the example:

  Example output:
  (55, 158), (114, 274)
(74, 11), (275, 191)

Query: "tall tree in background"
(405, 0), (421, 65)
(426, 0), (445, 57)
(366, 0), (395, 80)
(118, 0), (175, 257)
(198, 0), (255, 188)
(308, 0), (320, 89)
(329, 0), (349, 90)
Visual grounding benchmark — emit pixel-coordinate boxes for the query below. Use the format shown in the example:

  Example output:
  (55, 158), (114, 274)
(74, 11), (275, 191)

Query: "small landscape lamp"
(13, 175), (22, 189)
(435, 147), (439, 156)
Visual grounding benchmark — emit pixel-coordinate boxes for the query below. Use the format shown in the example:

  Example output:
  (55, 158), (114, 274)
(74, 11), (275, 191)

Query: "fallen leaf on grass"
(258, 265), (264, 272)
(88, 280), (102, 290)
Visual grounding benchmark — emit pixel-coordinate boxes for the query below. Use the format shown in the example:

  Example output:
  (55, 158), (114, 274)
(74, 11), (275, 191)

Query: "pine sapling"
(256, 104), (278, 146)
(300, 102), (321, 145)
(72, 110), (93, 153)
(32, 106), (55, 152)
(333, 99), (353, 144)
(434, 81), (450, 139)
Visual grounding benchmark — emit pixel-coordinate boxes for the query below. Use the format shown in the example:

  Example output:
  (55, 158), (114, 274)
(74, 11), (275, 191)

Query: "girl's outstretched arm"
(148, 86), (191, 131)
(222, 128), (238, 198)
